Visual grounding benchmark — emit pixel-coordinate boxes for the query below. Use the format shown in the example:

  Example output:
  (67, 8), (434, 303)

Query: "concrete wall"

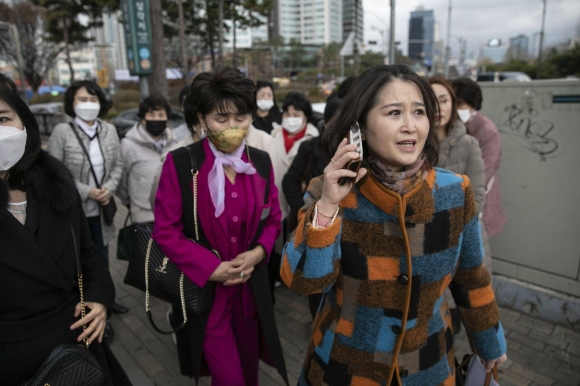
(478, 80), (580, 327)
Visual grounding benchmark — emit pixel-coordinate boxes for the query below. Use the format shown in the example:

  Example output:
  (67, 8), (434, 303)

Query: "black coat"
(282, 137), (331, 214)
(0, 151), (131, 386)
(252, 107), (282, 134)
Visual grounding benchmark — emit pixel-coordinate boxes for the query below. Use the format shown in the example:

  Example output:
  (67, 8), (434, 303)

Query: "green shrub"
(29, 93), (64, 104)
(112, 89), (141, 105)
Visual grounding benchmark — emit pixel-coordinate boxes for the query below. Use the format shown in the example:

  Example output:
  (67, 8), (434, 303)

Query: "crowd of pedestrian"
(0, 64), (508, 386)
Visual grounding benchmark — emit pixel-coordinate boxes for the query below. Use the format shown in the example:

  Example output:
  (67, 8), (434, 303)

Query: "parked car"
(29, 102), (64, 136)
(477, 72), (531, 82)
(111, 108), (185, 139)
(37, 85), (67, 95)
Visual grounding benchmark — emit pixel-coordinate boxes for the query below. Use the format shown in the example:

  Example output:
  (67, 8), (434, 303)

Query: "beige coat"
(269, 122), (319, 219)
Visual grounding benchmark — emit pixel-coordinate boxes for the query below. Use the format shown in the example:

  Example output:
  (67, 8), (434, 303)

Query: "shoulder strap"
(184, 146), (200, 242)
(69, 122), (102, 188)
(170, 142), (211, 247)
(70, 226), (89, 348)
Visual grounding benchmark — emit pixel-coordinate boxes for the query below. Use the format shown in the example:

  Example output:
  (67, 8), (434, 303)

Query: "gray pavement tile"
(553, 326), (580, 346)
(509, 363), (554, 386)
(509, 330), (547, 352)
(518, 314), (556, 335)
(543, 345), (580, 367)
(555, 362), (580, 385)
(567, 342), (580, 357)
(502, 316), (532, 336)
(529, 329), (569, 351)
(150, 370), (184, 385)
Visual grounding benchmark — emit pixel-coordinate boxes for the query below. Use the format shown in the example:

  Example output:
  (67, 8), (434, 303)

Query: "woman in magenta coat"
(152, 67), (288, 386)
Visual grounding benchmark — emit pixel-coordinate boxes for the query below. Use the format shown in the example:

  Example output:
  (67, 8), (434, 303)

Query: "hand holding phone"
(338, 122), (363, 186)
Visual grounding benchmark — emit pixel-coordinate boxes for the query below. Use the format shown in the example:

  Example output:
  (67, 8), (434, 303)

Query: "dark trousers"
(87, 215), (109, 268)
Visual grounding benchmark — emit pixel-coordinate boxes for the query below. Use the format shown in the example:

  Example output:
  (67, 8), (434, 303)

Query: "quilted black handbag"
(124, 146), (220, 334)
(25, 228), (105, 386)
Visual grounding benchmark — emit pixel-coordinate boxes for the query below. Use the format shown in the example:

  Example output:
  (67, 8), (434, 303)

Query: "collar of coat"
(0, 150), (77, 213)
(353, 167), (438, 222)
(270, 122), (319, 139)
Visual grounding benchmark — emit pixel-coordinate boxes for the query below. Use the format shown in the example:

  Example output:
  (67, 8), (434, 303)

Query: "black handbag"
(69, 122), (117, 226)
(25, 228), (105, 386)
(124, 146), (220, 334)
(117, 213), (138, 261)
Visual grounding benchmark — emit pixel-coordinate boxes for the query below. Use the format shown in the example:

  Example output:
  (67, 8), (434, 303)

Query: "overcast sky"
(362, 0), (580, 59)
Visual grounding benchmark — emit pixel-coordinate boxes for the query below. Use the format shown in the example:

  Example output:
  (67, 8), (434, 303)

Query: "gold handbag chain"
(78, 272), (89, 349)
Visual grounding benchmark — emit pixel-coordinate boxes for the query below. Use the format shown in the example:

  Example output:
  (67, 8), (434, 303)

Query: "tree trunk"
(62, 18), (74, 84)
(177, 0), (188, 86)
(218, 0), (223, 66)
(148, 0), (168, 97)
(232, 8), (237, 67)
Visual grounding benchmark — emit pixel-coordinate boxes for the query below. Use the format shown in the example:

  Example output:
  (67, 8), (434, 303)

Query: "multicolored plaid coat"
(281, 167), (506, 386)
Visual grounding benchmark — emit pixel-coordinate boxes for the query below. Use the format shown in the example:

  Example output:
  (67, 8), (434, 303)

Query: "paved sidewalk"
(106, 208), (580, 386)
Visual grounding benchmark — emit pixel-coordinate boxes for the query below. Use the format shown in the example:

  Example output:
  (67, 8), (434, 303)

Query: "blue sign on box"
(553, 95), (580, 104)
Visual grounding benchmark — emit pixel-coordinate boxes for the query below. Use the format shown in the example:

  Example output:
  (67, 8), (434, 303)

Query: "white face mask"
(74, 102), (100, 122)
(282, 117), (304, 134)
(257, 99), (275, 111)
(0, 126), (27, 171)
(457, 108), (473, 123)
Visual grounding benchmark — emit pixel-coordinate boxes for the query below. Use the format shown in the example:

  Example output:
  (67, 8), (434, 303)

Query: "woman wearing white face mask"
(47, 81), (126, 336)
(269, 92), (318, 301)
(0, 87), (131, 386)
(252, 81), (282, 134)
(451, 78), (506, 243)
(270, 92), (319, 220)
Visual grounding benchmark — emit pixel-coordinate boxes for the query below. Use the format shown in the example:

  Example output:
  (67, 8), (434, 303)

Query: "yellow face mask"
(205, 125), (248, 154)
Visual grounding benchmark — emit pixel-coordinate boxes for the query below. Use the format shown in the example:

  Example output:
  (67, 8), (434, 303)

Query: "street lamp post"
(536, 0), (548, 78)
(389, 0), (396, 65)
(444, 0), (452, 77)
(0, 22), (27, 101)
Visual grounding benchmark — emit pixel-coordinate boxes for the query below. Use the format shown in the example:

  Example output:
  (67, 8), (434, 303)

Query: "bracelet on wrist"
(316, 200), (339, 219)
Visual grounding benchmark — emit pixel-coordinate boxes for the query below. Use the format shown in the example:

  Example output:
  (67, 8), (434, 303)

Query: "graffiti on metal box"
(500, 95), (558, 161)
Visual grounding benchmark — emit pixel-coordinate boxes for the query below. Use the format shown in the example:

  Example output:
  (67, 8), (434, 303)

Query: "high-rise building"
(89, 11), (128, 72)
(509, 34), (529, 60)
(223, 15), (268, 50)
(480, 39), (509, 64)
(408, 7), (435, 66)
(272, 0), (343, 45)
(343, 0), (363, 43)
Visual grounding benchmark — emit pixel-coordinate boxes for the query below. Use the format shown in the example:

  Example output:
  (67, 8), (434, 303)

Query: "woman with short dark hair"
(271, 91), (319, 220)
(152, 67), (288, 385)
(252, 80), (282, 134)
(48, 80), (126, 331)
(0, 87), (131, 386)
(117, 93), (177, 224)
(281, 65), (507, 385)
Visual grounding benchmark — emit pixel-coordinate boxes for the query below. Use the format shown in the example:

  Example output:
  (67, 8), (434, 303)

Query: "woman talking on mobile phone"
(281, 65), (507, 385)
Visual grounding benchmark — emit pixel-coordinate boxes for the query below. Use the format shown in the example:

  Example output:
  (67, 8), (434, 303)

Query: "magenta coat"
(467, 112), (507, 238)
(152, 140), (287, 382)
